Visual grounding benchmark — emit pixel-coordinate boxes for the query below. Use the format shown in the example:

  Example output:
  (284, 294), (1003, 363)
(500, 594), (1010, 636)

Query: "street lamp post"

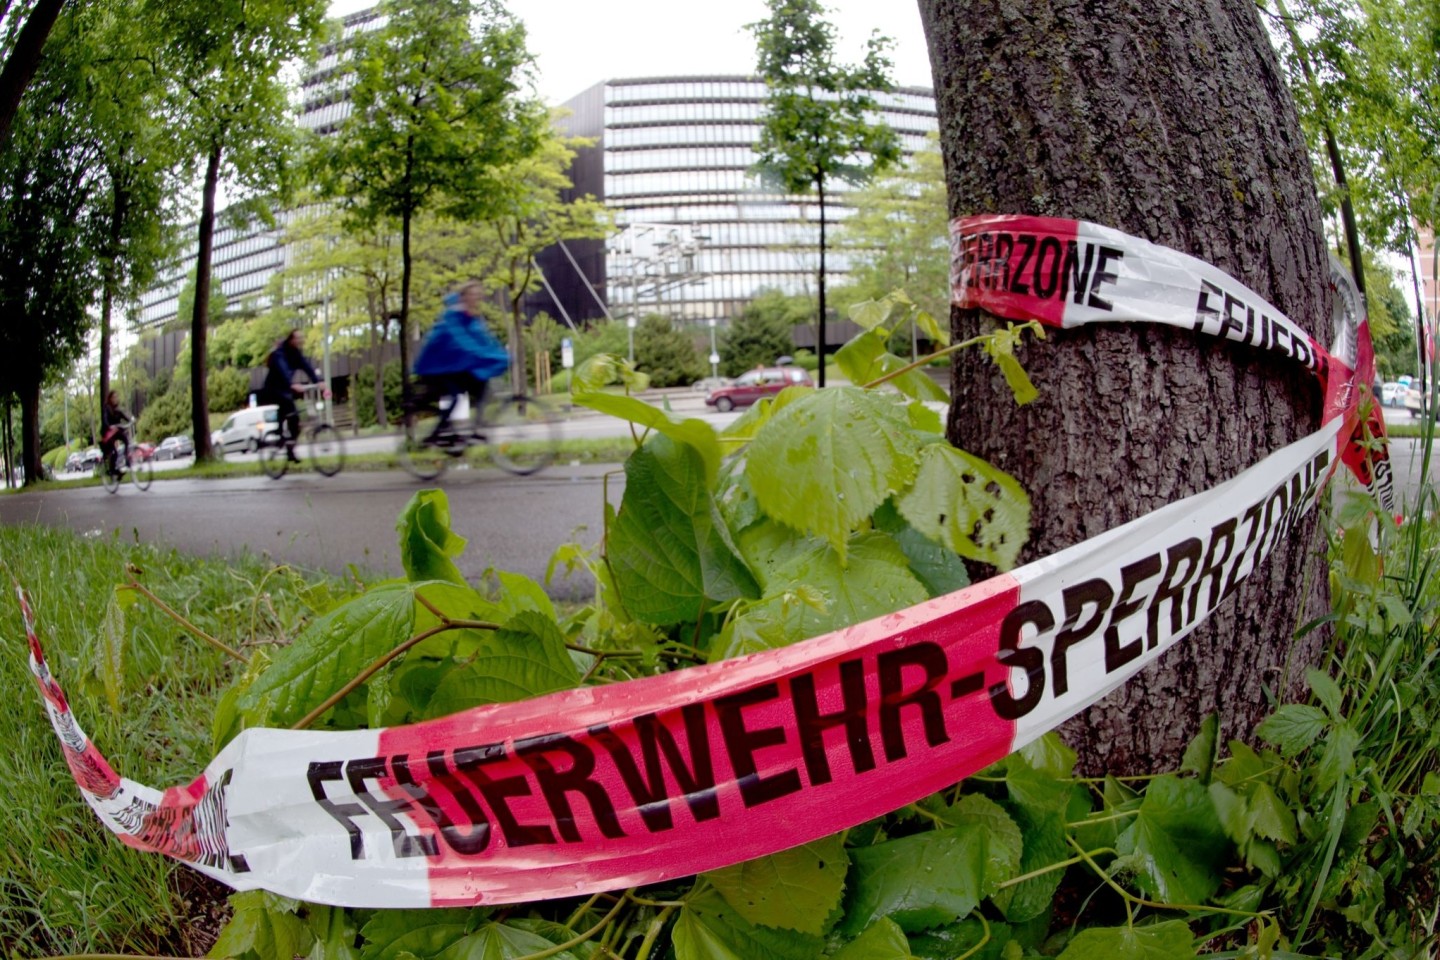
(627, 316), (637, 364)
(708, 318), (718, 379)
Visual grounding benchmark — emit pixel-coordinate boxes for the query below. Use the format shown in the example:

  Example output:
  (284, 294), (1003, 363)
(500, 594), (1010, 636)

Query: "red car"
(132, 441), (157, 462)
(704, 367), (814, 412)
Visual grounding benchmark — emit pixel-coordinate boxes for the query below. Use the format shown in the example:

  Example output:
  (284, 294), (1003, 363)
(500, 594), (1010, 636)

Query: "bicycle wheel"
(308, 424), (344, 477)
(396, 406), (452, 480)
(100, 459), (120, 493)
(260, 441), (289, 480)
(483, 394), (560, 476)
(130, 455), (153, 491)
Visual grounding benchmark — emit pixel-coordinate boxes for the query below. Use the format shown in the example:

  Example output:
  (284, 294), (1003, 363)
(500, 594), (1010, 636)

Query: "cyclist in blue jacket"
(413, 281), (510, 439)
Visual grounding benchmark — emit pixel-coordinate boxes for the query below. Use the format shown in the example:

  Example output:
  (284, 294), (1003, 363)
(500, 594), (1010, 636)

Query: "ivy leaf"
(842, 823), (1012, 937)
(609, 436), (760, 625)
(425, 611), (580, 717)
(238, 582), (416, 728)
(573, 390), (722, 483)
(706, 834), (847, 935)
(358, 909), (477, 960)
(1114, 775), (1230, 905)
(716, 532), (928, 659)
(672, 888), (823, 960)
(1255, 704), (1329, 757)
(747, 387), (921, 561)
(897, 444), (1030, 570)
(1054, 920), (1196, 959)
(830, 917), (915, 960)
(209, 892), (313, 960)
(835, 330), (949, 402)
(1179, 714), (1218, 783)
(1017, 733), (1077, 779)
(398, 490), (468, 586)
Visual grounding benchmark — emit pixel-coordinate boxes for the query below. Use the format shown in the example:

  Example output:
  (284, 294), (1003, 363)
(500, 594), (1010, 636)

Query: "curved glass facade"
(542, 75), (938, 329)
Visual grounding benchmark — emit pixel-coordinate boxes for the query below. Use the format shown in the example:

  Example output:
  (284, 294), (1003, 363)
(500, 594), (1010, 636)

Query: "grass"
(0, 526), (343, 957)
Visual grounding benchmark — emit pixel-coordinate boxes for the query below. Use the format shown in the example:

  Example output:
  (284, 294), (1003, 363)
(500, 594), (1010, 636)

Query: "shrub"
(352, 360), (403, 428)
(720, 288), (806, 376)
(136, 387), (190, 442)
(632, 314), (704, 387)
(207, 367), (253, 414)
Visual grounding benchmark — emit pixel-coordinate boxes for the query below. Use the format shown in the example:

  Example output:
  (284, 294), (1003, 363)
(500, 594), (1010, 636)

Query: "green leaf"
(992, 807), (1068, 923)
(747, 387), (921, 560)
(1306, 668), (1345, 719)
(1017, 733), (1077, 779)
(99, 590), (127, 712)
(873, 500), (971, 597)
(1180, 714), (1218, 783)
(609, 435), (760, 625)
(849, 297), (896, 331)
(358, 910), (475, 960)
(911, 308), (950, 347)
(1055, 920), (1196, 959)
(717, 532), (928, 659)
(306, 904), (361, 960)
(1315, 722), (1360, 791)
(1255, 705), (1329, 757)
(398, 490), (468, 586)
(981, 325), (1043, 406)
(482, 570), (557, 623)
(673, 888), (823, 960)
(434, 921), (580, 960)
(573, 390), (722, 483)
(209, 892), (313, 960)
(706, 834), (848, 935)
(897, 444), (1030, 570)
(425, 611), (580, 717)
(831, 917), (915, 960)
(842, 823), (1011, 936)
(835, 331), (950, 402)
(1114, 775), (1230, 905)
(238, 582), (416, 728)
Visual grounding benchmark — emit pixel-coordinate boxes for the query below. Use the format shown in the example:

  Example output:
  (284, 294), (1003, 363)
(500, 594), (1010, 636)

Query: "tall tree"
(146, 0), (327, 461)
(312, 0), (545, 402)
(920, 0), (1332, 772)
(836, 134), (950, 331)
(0, 26), (105, 483)
(747, 0), (901, 387)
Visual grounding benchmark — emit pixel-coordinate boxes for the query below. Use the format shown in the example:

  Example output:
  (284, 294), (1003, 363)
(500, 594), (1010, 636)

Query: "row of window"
(611, 247), (854, 279)
(609, 80), (769, 103)
(609, 270), (831, 316)
(608, 146), (759, 172)
(607, 123), (763, 148)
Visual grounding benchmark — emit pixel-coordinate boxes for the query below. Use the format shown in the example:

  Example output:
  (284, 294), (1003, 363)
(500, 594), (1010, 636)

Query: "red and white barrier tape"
(20, 216), (1390, 908)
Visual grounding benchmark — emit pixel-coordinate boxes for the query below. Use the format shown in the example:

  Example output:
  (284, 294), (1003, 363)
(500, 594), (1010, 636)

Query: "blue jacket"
(414, 294), (511, 380)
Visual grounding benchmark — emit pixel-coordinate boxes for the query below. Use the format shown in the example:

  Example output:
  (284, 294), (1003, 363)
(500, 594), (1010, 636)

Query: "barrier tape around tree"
(19, 216), (1392, 909)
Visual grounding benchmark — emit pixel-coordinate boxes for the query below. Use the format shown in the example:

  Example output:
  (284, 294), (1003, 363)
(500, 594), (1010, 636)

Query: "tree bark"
(191, 142), (221, 461)
(19, 376), (40, 483)
(919, 0), (1331, 773)
(0, 0), (67, 149)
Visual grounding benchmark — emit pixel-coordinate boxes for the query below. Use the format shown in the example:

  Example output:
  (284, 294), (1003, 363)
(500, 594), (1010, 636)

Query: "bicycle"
(260, 384), (345, 480)
(99, 428), (153, 494)
(396, 384), (562, 481)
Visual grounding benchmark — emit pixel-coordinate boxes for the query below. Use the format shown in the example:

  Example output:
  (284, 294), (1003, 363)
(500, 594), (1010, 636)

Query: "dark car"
(154, 435), (195, 460)
(705, 367), (814, 411)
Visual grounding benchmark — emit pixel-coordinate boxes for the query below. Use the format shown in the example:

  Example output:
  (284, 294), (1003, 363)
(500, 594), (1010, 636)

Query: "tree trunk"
(0, 0), (67, 149)
(367, 289), (388, 428)
(19, 376), (40, 484)
(919, 0), (1331, 773)
(190, 143), (222, 461)
(399, 212), (413, 404)
(3, 396), (13, 488)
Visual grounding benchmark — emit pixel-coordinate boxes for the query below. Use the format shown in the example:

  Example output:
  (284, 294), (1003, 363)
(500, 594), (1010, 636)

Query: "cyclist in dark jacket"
(413, 281), (510, 438)
(260, 330), (321, 463)
(99, 390), (132, 475)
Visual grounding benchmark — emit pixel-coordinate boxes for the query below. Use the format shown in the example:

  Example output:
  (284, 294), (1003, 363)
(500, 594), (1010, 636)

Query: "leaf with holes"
(897, 444), (1030, 570)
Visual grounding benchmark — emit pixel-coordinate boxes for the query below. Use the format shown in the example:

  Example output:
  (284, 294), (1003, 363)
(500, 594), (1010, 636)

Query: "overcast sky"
(325, 1), (935, 105)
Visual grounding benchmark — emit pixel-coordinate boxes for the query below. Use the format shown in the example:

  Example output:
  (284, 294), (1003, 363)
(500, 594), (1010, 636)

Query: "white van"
(212, 406), (281, 454)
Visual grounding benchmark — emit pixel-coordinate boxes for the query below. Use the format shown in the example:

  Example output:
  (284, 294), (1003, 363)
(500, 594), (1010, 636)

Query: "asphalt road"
(3, 404), (1435, 601)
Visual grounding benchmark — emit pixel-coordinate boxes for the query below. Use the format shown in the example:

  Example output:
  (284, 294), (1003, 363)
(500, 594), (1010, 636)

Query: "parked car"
(211, 406), (281, 454)
(1381, 381), (1410, 408)
(154, 435), (195, 460)
(691, 376), (733, 393)
(704, 367), (814, 412)
(80, 447), (101, 470)
(64, 451), (85, 472)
